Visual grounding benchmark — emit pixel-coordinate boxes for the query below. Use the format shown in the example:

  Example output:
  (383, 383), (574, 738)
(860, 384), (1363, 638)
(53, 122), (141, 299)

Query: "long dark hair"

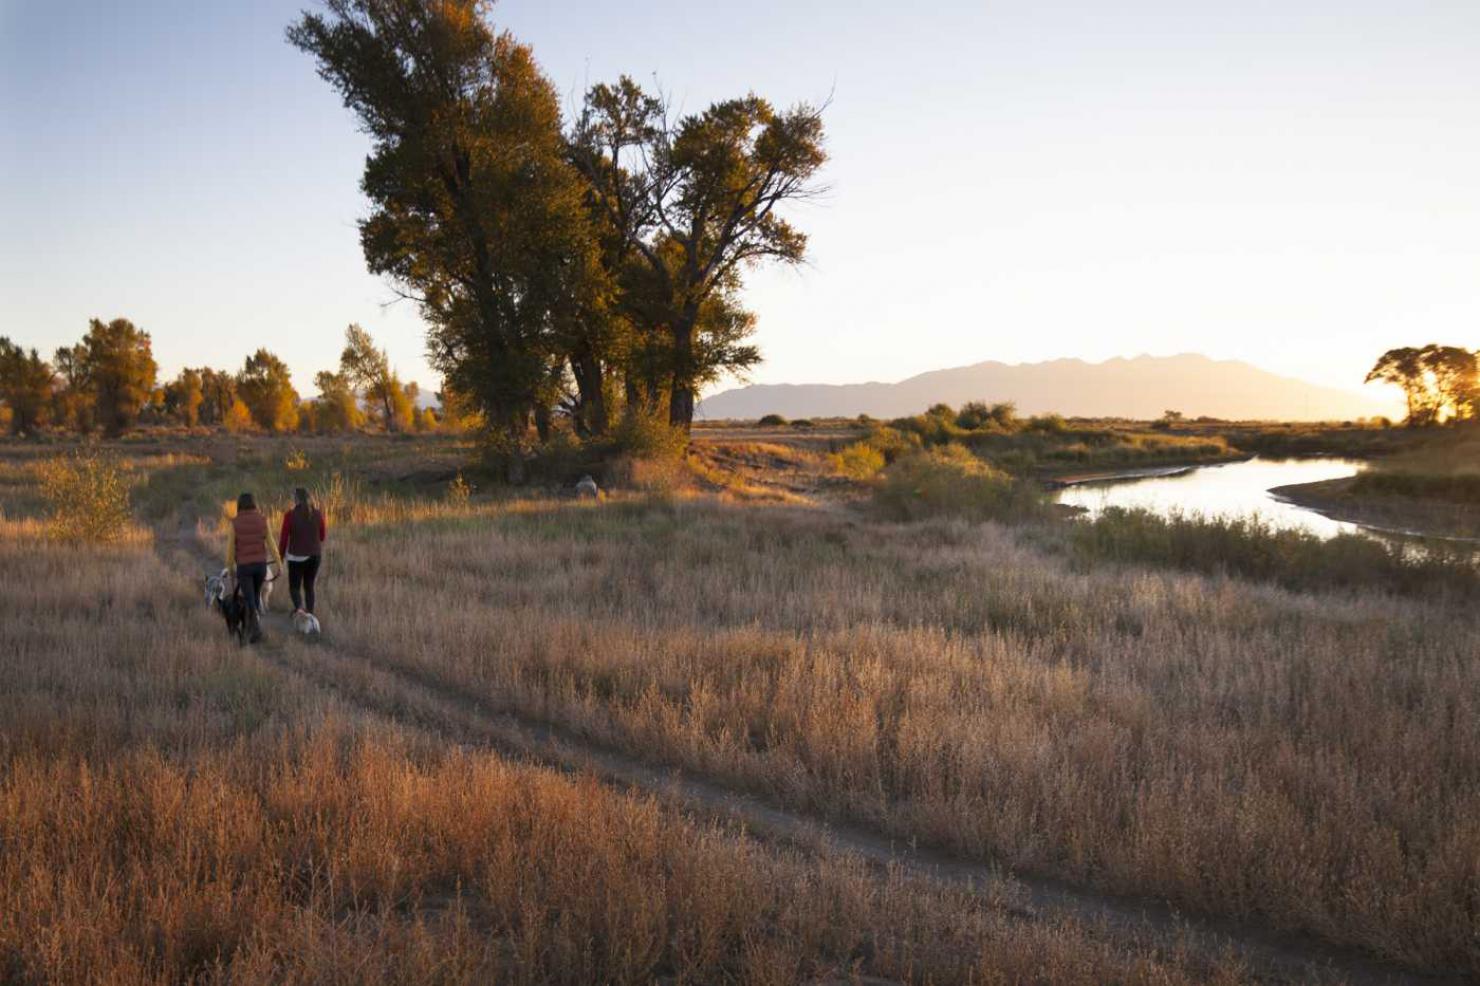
(236, 492), (256, 512)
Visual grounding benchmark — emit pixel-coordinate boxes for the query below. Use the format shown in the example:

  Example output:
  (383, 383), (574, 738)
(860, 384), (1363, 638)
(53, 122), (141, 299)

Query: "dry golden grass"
(316, 496), (1480, 973)
(0, 468), (1249, 984)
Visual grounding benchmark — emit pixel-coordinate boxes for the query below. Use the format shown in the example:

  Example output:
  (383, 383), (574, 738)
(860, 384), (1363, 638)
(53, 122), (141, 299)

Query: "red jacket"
(279, 506), (327, 559)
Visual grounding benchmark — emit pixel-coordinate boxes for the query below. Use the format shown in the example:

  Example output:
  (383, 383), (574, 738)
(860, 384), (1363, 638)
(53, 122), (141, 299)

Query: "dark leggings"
(236, 562), (267, 618)
(288, 555), (321, 614)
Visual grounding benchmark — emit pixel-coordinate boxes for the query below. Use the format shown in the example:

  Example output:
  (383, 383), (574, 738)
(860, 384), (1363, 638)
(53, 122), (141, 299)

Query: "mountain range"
(697, 354), (1388, 422)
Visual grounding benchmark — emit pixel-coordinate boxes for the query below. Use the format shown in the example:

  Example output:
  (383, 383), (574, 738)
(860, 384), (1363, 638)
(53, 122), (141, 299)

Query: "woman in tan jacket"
(226, 492), (283, 643)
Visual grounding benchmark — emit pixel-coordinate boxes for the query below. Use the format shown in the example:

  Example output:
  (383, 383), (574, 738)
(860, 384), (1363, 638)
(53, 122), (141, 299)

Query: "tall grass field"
(1, 430), (1475, 984)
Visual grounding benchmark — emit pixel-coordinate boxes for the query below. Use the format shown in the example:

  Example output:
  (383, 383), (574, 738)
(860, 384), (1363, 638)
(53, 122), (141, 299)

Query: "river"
(1053, 457), (1372, 539)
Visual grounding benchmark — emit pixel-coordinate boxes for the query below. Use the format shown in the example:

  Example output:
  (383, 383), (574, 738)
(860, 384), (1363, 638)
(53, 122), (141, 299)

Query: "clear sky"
(5, 1), (1479, 410)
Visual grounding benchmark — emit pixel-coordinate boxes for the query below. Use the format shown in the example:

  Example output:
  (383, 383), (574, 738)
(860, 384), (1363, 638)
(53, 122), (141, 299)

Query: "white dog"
(260, 565), (276, 613)
(292, 609), (322, 635)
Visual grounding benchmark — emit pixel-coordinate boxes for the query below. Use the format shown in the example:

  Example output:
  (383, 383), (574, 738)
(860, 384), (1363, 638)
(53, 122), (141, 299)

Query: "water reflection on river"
(1054, 457), (1370, 539)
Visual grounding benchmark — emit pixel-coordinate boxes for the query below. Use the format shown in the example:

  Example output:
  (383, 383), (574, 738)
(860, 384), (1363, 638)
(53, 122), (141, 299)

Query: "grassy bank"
(1267, 430), (1480, 539)
(829, 406), (1243, 479)
(1064, 505), (1478, 597)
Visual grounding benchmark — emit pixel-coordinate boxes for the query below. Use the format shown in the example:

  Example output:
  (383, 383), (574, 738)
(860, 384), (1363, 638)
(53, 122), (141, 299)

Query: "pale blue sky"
(5, 1), (1479, 409)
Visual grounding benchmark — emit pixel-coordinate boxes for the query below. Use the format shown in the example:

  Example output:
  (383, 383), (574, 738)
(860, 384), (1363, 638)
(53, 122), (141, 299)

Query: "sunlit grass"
(321, 493), (1480, 972)
(0, 486), (1239, 985)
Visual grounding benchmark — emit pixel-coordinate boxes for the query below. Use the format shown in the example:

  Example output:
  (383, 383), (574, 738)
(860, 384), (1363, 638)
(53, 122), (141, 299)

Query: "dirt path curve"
(157, 514), (1461, 986)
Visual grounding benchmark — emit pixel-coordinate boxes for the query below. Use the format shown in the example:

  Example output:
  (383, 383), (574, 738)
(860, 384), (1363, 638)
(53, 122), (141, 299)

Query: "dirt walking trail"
(160, 514), (1464, 986)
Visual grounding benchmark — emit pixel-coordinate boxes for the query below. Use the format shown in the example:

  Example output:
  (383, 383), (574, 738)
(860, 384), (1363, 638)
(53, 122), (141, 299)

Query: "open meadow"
(1, 428), (1476, 985)
(9, 1), (1480, 981)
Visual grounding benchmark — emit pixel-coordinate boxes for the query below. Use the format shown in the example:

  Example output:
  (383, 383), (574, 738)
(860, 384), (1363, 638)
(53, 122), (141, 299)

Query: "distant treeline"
(0, 320), (468, 438)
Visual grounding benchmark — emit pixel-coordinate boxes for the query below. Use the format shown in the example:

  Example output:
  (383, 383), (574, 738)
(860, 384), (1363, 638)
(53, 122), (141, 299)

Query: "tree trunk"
(623, 374), (641, 420)
(667, 313), (697, 430)
(534, 402), (552, 443)
(504, 415), (528, 484)
(669, 386), (694, 429)
(570, 350), (608, 436)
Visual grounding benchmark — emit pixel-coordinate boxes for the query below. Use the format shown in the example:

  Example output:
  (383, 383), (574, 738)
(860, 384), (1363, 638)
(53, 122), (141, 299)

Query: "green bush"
(613, 410), (689, 460)
(527, 428), (602, 483)
(757, 413), (787, 426)
(955, 402), (991, 430)
(955, 401), (1018, 432)
(859, 426), (921, 464)
(876, 446), (1044, 522)
(36, 451), (133, 542)
(1026, 413), (1067, 434)
(888, 414), (952, 447)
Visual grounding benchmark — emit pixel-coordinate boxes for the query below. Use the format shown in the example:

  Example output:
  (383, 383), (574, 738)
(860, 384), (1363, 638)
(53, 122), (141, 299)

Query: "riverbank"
(1272, 476), (1480, 541)
(1042, 460), (1225, 489)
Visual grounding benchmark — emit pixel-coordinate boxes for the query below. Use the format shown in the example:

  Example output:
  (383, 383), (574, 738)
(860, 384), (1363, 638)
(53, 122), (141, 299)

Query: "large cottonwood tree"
(570, 78), (826, 428)
(1366, 344), (1479, 425)
(237, 349), (301, 433)
(61, 318), (158, 437)
(290, 0), (603, 477)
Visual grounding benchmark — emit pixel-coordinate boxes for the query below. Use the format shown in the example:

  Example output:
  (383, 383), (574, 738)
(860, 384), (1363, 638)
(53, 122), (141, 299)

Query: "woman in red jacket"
(278, 487), (327, 618)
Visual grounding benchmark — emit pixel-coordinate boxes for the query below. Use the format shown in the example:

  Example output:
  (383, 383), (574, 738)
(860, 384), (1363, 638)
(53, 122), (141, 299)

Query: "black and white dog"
(205, 567), (292, 642)
(204, 569), (249, 644)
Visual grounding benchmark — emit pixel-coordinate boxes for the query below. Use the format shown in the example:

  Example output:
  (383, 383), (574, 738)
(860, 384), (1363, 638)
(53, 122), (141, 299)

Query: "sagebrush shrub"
(829, 441), (886, 479)
(876, 445), (1043, 522)
(35, 451), (133, 542)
